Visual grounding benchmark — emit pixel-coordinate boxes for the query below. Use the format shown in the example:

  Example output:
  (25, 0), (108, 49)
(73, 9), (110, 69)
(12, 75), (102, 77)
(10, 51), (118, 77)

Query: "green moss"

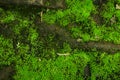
(43, 0), (94, 26)
(0, 36), (15, 65)
(91, 52), (120, 79)
(101, 1), (115, 23)
(0, 0), (120, 80)
(14, 51), (90, 80)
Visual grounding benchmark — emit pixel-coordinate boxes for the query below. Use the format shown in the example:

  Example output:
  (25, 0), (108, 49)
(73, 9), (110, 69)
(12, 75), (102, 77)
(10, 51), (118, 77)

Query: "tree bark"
(0, 0), (66, 9)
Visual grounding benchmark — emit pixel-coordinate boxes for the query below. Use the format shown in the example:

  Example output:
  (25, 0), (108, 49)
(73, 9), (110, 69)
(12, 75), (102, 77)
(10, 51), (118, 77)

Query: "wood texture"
(0, 0), (65, 9)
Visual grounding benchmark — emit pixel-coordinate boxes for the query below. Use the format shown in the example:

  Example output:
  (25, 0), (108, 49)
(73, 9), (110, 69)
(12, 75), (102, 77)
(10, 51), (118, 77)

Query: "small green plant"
(81, 33), (90, 41)
(43, 0), (94, 26)
(90, 52), (120, 80)
(14, 50), (90, 80)
(0, 36), (15, 65)
(71, 27), (82, 38)
(100, 1), (115, 24)
(0, 11), (16, 23)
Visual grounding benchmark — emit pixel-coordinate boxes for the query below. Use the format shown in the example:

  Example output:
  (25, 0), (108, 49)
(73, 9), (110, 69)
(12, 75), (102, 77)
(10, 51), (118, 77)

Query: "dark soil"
(0, 66), (15, 80)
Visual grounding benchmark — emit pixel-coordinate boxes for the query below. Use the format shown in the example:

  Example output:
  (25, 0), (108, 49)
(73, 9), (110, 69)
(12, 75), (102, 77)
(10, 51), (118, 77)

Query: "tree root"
(37, 22), (120, 54)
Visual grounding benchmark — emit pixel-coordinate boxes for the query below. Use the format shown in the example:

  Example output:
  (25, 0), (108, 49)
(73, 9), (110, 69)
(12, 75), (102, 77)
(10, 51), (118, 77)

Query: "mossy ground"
(0, 0), (120, 80)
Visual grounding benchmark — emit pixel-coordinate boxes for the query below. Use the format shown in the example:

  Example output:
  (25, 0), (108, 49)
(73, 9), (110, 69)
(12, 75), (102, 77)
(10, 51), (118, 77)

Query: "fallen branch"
(37, 22), (120, 54)
(78, 41), (120, 54)
(0, 0), (66, 9)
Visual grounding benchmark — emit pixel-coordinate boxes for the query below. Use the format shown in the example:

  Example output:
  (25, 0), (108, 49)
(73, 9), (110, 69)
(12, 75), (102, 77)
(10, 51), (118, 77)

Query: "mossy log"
(0, 0), (65, 9)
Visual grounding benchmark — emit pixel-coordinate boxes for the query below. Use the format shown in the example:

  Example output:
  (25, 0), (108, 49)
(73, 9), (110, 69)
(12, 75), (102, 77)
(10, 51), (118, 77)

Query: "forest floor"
(0, 0), (120, 80)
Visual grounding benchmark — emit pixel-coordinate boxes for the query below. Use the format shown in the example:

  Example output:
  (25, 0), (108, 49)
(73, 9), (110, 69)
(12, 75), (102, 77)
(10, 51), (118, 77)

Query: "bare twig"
(57, 53), (70, 56)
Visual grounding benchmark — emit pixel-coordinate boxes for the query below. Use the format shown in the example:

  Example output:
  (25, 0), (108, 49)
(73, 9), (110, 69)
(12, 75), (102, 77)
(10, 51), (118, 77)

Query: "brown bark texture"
(0, 0), (65, 9)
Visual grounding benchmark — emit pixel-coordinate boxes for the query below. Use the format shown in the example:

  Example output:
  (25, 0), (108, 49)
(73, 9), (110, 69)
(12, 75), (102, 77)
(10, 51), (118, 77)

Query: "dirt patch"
(0, 66), (15, 80)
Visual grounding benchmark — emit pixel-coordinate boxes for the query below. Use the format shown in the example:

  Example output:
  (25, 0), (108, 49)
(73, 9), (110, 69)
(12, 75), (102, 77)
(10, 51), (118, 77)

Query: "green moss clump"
(43, 0), (94, 26)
